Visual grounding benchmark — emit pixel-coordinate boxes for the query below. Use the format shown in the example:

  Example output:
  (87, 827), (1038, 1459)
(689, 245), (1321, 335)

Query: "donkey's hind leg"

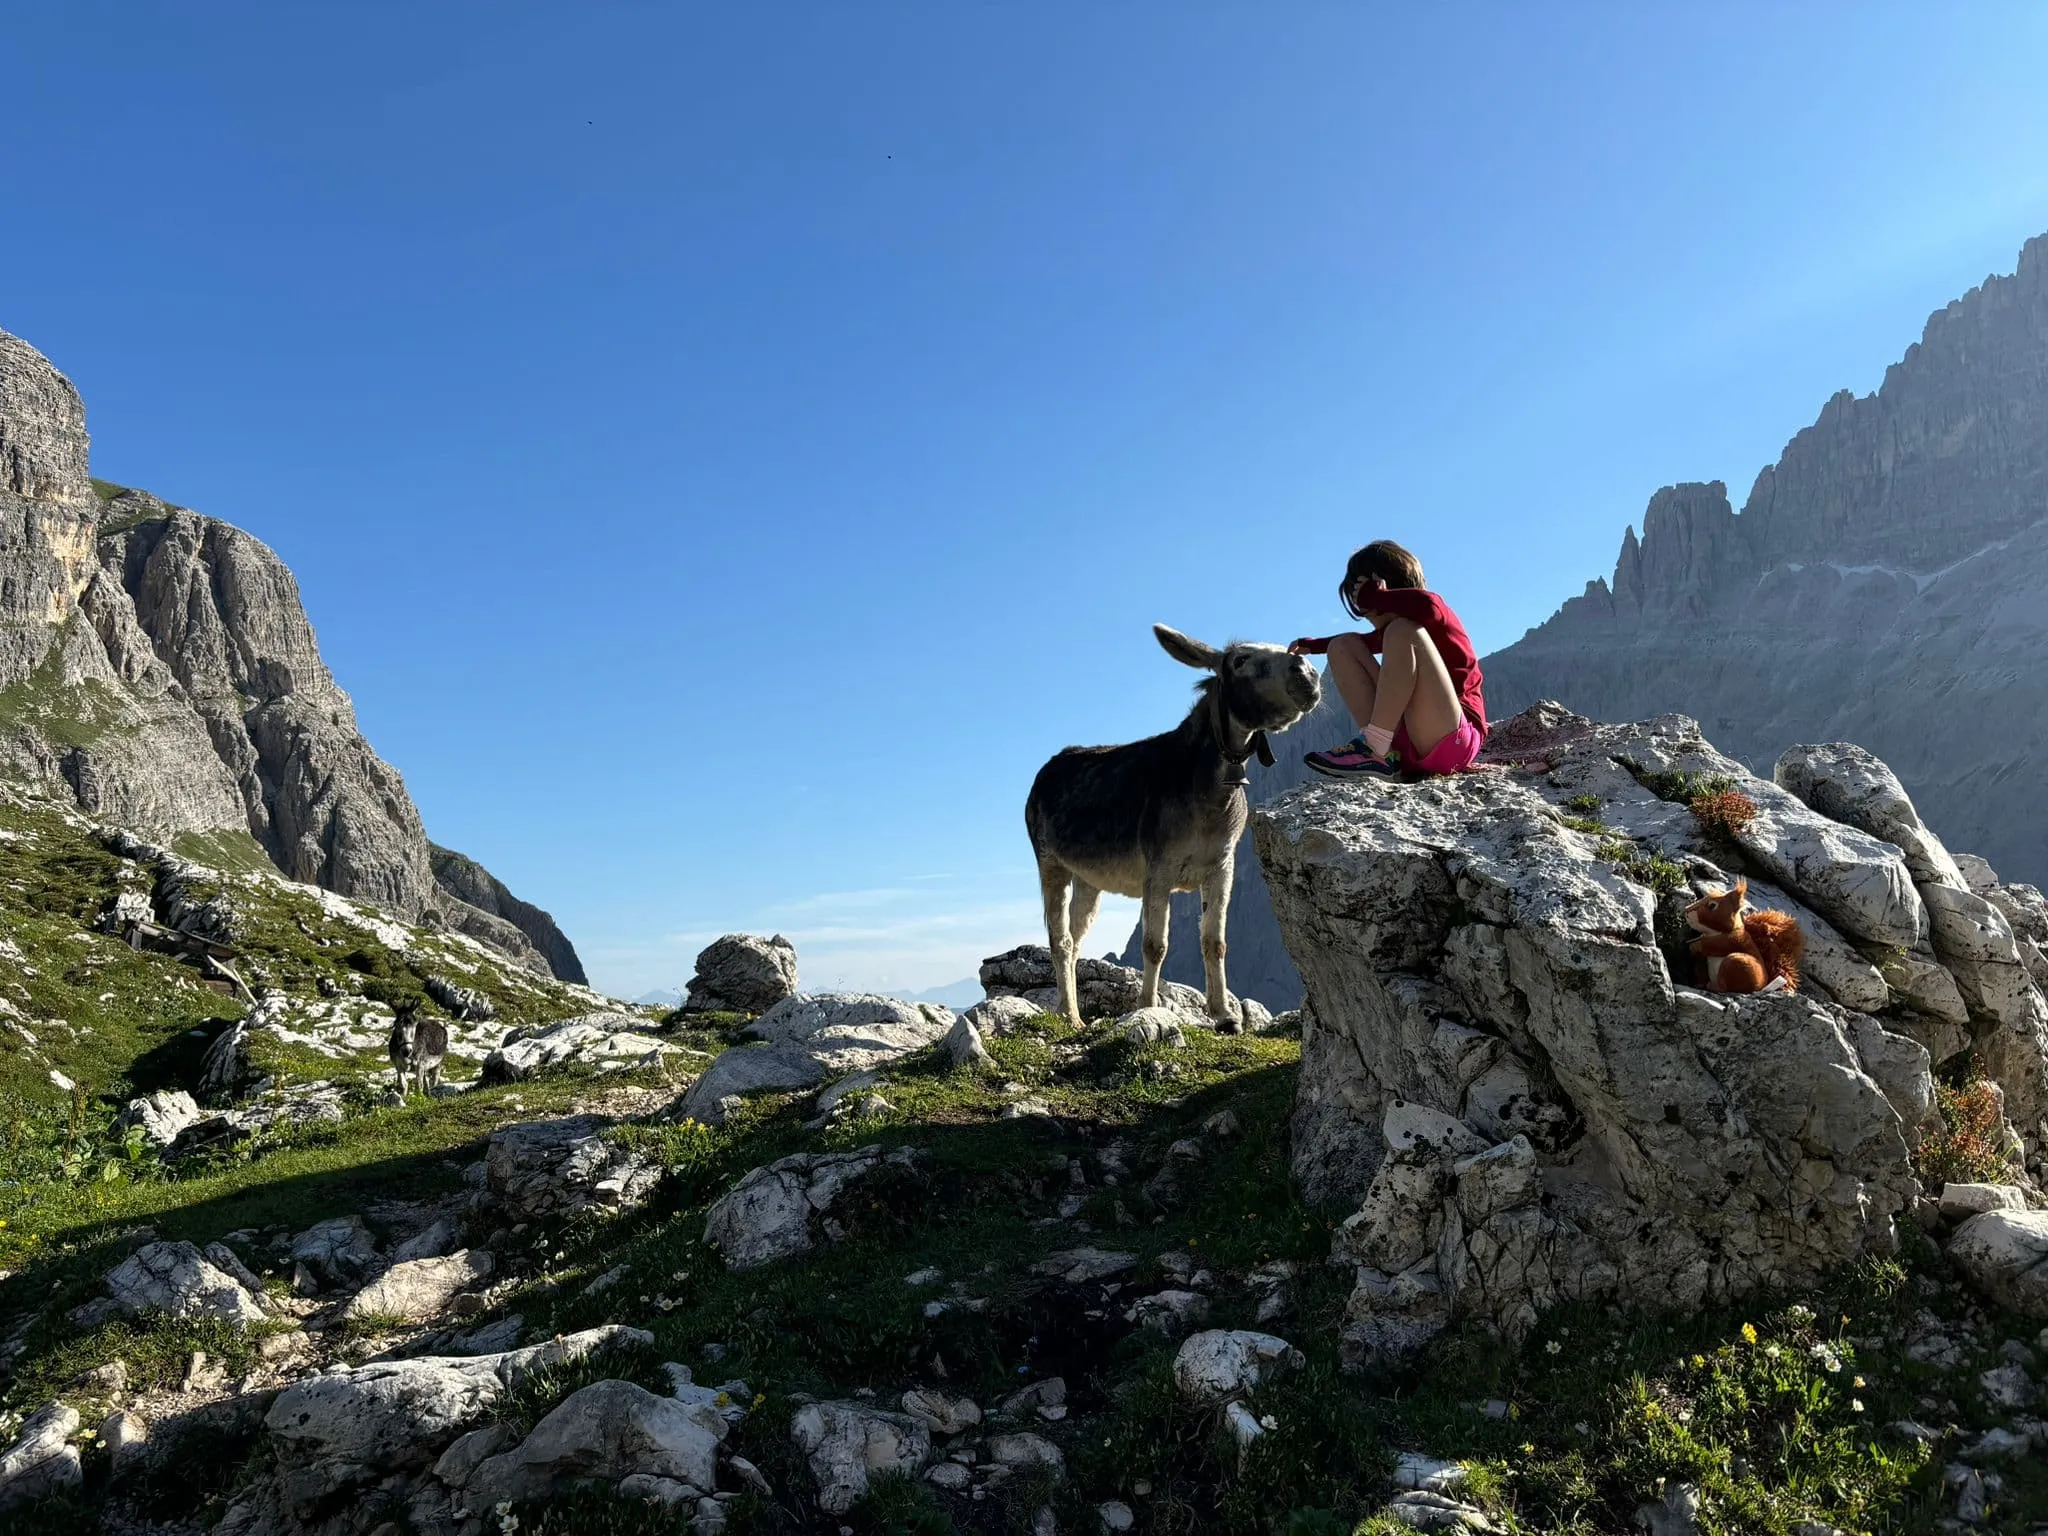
(1200, 856), (1240, 1031)
(1067, 880), (1102, 956)
(1038, 859), (1082, 1026)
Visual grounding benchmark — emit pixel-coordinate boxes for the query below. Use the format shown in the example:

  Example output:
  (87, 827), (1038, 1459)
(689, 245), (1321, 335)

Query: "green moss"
(1564, 793), (1603, 816)
(169, 828), (277, 878)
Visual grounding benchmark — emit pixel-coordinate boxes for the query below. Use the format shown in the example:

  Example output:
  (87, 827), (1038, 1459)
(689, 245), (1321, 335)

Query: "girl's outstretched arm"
(1288, 636), (1333, 655)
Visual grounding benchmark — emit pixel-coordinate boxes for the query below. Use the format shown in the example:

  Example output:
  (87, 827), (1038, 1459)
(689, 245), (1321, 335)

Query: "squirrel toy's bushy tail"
(1747, 910), (1805, 992)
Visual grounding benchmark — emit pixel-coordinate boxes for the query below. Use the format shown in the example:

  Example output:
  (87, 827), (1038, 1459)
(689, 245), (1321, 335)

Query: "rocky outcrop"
(0, 325), (579, 979)
(1486, 233), (2048, 894)
(683, 933), (799, 1014)
(677, 994), (955, 1126)
(428, 843), (587, 984)
(704, 1145), (921, 1269)
(483, 1115), (664, 1223)
(480, 1013), (673, 1083)
(1254, 705), (2048, 1367)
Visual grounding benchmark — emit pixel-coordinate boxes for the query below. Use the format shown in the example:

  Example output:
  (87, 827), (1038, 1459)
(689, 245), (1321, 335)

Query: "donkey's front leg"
(1138, 872), (1172, 1009)
(1199, 857), (1240, 1031)
(1038, 858), (1082, 1026)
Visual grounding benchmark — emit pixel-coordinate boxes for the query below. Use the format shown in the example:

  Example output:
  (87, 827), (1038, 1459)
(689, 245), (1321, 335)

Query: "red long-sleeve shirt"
(1297, 587), (1487, 732)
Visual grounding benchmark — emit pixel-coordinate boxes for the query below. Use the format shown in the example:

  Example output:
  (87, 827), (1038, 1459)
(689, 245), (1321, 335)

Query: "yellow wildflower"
(1740, 1323), (1758, 1345)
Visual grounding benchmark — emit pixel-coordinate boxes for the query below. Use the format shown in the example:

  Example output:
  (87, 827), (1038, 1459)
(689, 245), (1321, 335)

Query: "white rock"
(288, 1216), (380, 1288)
(392, 1217), (462, 1263)
(1125, 1289), (1211, 1335)
(1385, 1100), (1487, 1158)
(900, 1389), (981, 1436)
(1115, 1007), (1189, 1047)
(1380, 1488), (1499, 1531)
(0, 1403), (81, 1510)
(1941, 1183), (2028, 1220)
(959, 995), (1044, 1038)
(986, 1432), (1064, 1471)
(262, 1325), (650, 1505)
(461, 1379), (726, 1507)
(704, 1146), (916, 1270)
(1221, 1399), (1264, 1457)
(683, 933), (799, 1015)
(1635, 1480), (1701, 1536)
(1172, 1330), (1303, 1406)
(747, 993), (955, 1074)
(1098, 1500), (1135, 1532)
(1032, 1248), (1138, 1284)
(1979, 1363), (2036, 1410)
(1452, 1137), (1540, 1225)
(482, 1013), (675, 1083)
(1394, 1452), (1469, 1491)
(104, 1240), (267, 1325)
(616, 1472), (704, 1506)
(927, 1460), (971, 1489)
(116, 1089), (202, 1148)
(485, 1115), (662, 1222)
(790, 1400), (931, 1515)
(946, 1015), (995, 1069)
(1948, 1210), (2048, 1319)
(99, 1409), (148, 1478)
(341, 1250), (494, 1323)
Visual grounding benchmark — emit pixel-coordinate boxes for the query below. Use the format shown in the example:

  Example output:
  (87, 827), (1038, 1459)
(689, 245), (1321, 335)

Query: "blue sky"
(5, 5), (2047, 998)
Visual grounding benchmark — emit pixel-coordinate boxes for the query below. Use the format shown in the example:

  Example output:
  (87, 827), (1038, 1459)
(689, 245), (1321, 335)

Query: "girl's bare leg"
(1370, 618), (1462, 756)
(1326, 632), (1381, 731)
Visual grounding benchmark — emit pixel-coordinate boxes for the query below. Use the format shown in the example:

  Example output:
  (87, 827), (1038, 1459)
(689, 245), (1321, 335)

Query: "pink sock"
(1363, 724), (1395, 758)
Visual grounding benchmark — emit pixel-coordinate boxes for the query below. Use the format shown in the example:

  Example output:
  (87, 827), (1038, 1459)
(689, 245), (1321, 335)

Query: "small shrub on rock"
(1920, 1079), (2014, 1185)
(1688, 789), (1758, 840)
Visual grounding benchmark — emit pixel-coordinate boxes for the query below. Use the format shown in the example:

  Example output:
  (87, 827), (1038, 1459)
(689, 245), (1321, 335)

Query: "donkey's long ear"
(1154, 624), (1223, 671)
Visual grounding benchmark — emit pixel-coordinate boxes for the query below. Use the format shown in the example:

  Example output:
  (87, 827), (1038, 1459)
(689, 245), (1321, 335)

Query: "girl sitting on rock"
(1290, 539), (1488, 779)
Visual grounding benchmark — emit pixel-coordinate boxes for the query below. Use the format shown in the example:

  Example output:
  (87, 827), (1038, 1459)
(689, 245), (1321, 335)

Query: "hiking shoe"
(1304, 734), (1403, 779)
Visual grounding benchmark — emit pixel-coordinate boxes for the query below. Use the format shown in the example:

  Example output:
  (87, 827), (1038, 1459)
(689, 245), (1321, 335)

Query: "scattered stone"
(0, 1403), (81, 1510)
(1379, 1488), (1500, 1531)
(99, 1409), (147, 1479)
(790, 1400), (932, 1515)
(458, 1379), (726, 1507)
(615, 1472), (703, 1506)
(1116, 1008), (1188, 1047)
(901, 1389), (981, 1436)
(116, 1088), (203, 1147)
(1941, 1183), (2028, 1220)
(904, 1267), (942, 1287)
(1144, 1138), (1206, 1209)
(485, 1115), (663, 1222)
(1122, 1289), (1207, 1336)
(675, 1045), (830, 1124)
(1221, 1400), (1264, 1458)
(1032, 1248), (1138, 1284)
(1635, 1481), (1702, 1536)
(1949, 1210), (2048, 1319)
(958, 995), (1044, 1039)
(946, 1015), (995, 1070)
(392, 1216), (462, 1263)
(341, 1250), (494, 1323)
(102, 1240), (268, 1325)
(249, 1325), (650, 1509)
(72, 1360), (129, 1397)
(1962, 1426), (2033, 1460)
(482, 1013), (673, 1083)
(1394, 1453), (1469, 1491)
(1099, 1501), (1135, 1532)
(1945, 1463), (1993, 1524)
(1172, 1330), (1303, 1406)
(183, 1349), (228, 1393)
(704, 1146), (918, 1269)
(996, 1379), (1067, 1419)
(289, 1216), (381, 1289)
(1980, 1363), (2036, 1410)
(986, 1432), (1064, 1472)
(927, 1461), (971, 1491)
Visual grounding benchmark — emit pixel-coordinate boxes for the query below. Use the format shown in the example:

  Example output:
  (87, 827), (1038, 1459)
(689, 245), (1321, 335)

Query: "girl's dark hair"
(1340, 540), (1425, 618)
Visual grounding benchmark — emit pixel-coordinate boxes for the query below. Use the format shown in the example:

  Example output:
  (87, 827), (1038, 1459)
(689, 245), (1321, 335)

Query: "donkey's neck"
(1182, 685), (1258, 786)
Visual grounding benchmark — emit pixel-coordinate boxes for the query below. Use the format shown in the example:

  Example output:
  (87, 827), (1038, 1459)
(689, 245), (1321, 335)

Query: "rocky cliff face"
(1487, 232), (2048, 888)
(0, 324), (585, 983)
(1256, 703), (2048, 1366)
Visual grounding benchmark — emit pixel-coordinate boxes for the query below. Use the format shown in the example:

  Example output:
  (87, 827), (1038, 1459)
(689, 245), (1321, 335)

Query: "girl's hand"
(1288, 637), (1318, 655)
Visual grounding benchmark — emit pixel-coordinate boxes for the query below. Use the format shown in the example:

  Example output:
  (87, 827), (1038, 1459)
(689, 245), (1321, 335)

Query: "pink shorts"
(1394, 713), (1486, 776)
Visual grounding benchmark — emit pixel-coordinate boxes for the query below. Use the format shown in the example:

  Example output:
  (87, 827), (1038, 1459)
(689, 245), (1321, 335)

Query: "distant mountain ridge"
(0, 324), (584, 981)
(1134, 230), (2048, 1008)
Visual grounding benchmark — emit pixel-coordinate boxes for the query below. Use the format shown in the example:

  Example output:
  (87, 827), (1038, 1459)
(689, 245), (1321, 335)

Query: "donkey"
(1025, 625), (1321, 1029)
(388, 1001), (449, 1099)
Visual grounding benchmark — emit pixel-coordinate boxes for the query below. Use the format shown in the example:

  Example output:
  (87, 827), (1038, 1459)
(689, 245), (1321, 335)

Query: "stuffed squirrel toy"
(1684, 877), (1804, 994)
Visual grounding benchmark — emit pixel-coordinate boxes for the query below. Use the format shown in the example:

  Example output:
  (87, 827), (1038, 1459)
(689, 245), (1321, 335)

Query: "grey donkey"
(388, 1001), (449, 1098)
(1025, 625), (1320, 1029)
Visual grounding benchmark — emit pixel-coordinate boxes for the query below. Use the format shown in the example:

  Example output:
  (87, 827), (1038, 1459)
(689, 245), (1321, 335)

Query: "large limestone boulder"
(684, 933), (800, 1014)
(1253, 707), (2001, 1364)
(340, 1250), (494, 1324)
(791, 1400), (931, 1515)
(251, 1326), (649, 1512)
(979, 944), (1227, 1025)
(0, 1403), (81, 1511)
(676, 993), (954, 1125)
(484, 1116), (662, 1223)
(481, 1013), (674, 1084)
(103, 1240), (269, 1325)
(116, 1088), (203, 1148)
(457, 1379), (725, 1508)
(1946, 1210), (2048, 1319)
(704, 1146), (920, 1269)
